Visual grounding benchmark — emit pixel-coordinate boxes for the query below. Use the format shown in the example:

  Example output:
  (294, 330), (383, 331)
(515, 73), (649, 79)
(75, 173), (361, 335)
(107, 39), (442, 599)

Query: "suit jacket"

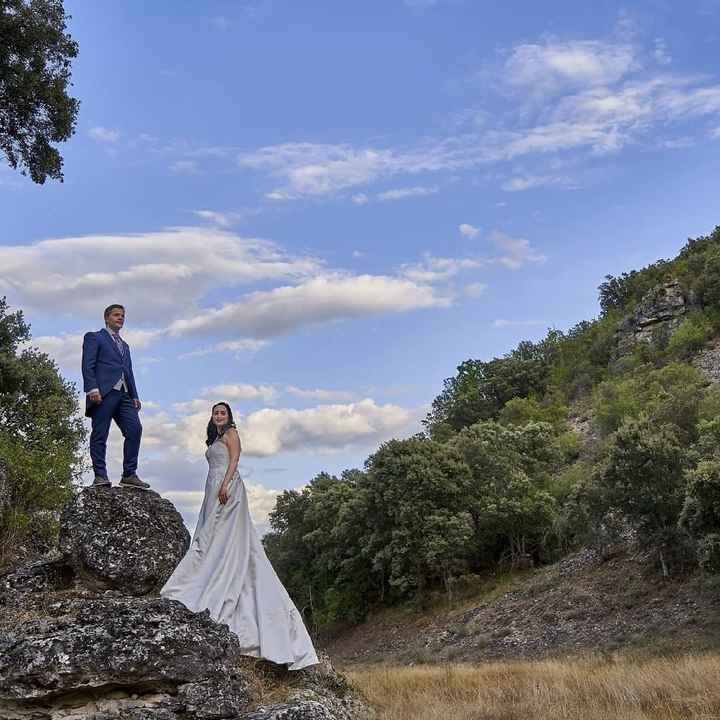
(82, 329), (139, 417)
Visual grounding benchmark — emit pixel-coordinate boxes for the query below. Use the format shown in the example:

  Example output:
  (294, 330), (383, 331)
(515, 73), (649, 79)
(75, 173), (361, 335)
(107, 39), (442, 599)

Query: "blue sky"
(2, 0), (720, 531)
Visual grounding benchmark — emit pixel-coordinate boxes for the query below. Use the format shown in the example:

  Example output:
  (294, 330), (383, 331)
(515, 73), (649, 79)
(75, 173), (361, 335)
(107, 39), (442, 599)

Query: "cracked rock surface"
(58, 487), (190, 596)
(0, 488), (371, 719)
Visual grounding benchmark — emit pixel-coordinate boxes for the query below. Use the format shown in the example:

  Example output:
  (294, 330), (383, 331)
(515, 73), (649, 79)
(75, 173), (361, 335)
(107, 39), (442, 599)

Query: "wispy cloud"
(489, 230), (547, 269)
(192, 209), (248, 227)
(505, 40), (636, 95)
(88, 126), (120, 143)
(400, 254), (486, 283)
(464, 282), (487, 298)
(0, 227), (322, 323)
(179, 339), (268, 360)
(170, 160), (199, 175)
(377, 185), (439, 201)
(459, 223), (480, 238)
(168, 274), (450, 339)
(233, 38), (720, 201)
(501, 174), (574, 192)
(285, 386), (357, 402)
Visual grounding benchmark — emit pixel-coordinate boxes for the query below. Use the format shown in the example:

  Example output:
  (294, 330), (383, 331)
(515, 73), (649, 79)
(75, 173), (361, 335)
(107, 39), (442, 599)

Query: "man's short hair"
(104, 304), (125, 319)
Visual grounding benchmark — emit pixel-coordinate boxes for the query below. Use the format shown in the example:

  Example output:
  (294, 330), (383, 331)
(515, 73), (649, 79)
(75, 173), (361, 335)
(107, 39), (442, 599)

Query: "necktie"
(111, 332), (124, 357)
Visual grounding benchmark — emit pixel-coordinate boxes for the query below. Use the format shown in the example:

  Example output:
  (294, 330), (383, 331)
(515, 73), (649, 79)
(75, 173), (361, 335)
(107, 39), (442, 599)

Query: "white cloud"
(232, 41), (720, 201)
(505, 41), (636, 93)
(501, 174), (573, 191)
(240, 143), (403, 199)
(238, 399), (420, 457)
(161, 395), (421, 459)
(192, 209), (245, 227)
(464, 282), (487, 298)
(0, 227), (321, 323)
(204, 383), (279, 404)
(88, 126), (120, 143)
(400, 254), (486, 283)
(179, 339), (268, 360)
(493, 319), (548, 328)
(170, 160), (199, 174)
(661, 137), (695, 149)
(459, 223), (480, 239)
(489, 230), (547, 269)
(286, 386), (357, 402)
(171, 383), (278, 413)
(377, 186), (439, 201)
(168, 274), (450, 339)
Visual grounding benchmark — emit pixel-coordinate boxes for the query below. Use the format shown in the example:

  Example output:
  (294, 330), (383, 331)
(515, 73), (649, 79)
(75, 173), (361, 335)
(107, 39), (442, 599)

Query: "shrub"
(667, 313), (712, 359)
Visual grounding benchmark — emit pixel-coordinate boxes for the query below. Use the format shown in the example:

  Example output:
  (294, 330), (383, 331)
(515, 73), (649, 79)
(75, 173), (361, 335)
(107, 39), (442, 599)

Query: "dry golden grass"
(347, 654), (720, 720)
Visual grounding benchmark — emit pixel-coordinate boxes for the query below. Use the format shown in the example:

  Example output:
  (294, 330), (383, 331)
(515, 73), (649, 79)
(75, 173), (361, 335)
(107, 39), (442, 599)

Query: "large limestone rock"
(616, 279), (699, 355)
(0, 485), (371, 720)
(0, 597), (245, 701)
(58, 487), (190, 595)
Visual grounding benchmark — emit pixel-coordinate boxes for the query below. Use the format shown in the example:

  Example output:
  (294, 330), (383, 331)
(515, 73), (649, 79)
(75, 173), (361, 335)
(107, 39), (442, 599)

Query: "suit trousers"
(89, 389), (142, 479)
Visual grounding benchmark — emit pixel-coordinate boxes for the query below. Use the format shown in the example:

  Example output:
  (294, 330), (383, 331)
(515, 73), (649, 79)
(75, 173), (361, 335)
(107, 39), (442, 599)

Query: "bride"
(161, 401), (318, 670)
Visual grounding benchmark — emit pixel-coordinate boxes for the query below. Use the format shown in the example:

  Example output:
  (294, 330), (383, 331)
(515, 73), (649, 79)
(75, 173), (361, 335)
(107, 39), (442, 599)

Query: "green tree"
(0, 0), (79, 183)
(449, 421), (559, 567)
(597, 416), (688, 574)
(424, 332), (561, 439)
(362, 437), (474, 599)
(0, 297), (85, 564)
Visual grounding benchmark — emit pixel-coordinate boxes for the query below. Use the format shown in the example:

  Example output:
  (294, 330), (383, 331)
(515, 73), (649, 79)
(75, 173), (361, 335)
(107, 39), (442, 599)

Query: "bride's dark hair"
(206, 402), (237, 446)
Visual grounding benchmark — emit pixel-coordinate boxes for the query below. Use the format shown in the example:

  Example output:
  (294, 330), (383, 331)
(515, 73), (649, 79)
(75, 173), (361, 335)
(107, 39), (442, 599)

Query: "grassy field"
(347, 654), (720, 720)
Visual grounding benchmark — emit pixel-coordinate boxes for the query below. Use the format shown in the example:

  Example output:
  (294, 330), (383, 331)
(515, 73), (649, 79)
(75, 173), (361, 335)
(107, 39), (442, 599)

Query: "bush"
(592, 363), (706, 441)
(667, 313), (712, 359)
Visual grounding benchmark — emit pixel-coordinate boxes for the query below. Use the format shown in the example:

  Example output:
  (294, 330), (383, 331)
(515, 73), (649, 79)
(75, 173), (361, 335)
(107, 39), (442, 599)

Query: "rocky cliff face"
(615, 280), (699, 356)
(0, 487), (370, 720)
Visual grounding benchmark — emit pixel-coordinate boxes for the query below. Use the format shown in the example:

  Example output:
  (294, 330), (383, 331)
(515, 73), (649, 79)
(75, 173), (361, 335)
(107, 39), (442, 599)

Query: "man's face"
(106, 309), (125, 332)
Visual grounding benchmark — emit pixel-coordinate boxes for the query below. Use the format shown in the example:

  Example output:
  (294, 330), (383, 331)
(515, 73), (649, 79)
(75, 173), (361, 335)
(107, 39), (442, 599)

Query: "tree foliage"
(265, 225), (720, 626)
(0, 0), (79, 183)
(0, 297), (85, 564)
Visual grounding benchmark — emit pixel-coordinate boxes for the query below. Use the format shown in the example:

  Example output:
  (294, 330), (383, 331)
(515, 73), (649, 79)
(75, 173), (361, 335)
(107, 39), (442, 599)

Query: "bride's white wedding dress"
(160, 438), (318, 670)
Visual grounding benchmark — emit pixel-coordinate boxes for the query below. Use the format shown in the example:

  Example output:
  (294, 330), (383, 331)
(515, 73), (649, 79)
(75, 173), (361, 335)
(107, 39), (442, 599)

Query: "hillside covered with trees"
(264, 225), (720, 629)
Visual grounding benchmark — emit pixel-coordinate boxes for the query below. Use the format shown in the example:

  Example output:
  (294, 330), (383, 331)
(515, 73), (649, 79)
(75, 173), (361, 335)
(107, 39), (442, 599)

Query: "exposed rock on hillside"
(693, 337), (720, 383)
(0, 487), (370, 719)
(59, 487), (190, 596)
(323, 547), (720, 668)
(616, 280), (699, 355)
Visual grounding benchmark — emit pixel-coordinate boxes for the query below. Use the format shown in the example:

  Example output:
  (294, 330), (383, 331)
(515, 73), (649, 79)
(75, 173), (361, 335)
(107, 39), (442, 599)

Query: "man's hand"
(133, 399), (142, 411)
(88, 390), (102, 404)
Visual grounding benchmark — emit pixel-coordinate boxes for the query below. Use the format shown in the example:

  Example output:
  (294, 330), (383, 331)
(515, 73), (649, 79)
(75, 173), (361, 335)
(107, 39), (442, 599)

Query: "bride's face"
(212, 405), (229, 428)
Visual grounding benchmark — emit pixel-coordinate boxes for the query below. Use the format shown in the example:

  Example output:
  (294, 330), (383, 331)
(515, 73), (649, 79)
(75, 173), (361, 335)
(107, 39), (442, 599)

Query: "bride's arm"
(219, 428), (241, 505)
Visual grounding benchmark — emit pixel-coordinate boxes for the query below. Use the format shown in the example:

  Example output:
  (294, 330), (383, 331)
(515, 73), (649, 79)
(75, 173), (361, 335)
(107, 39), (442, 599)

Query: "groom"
(81, 304), (149, 489)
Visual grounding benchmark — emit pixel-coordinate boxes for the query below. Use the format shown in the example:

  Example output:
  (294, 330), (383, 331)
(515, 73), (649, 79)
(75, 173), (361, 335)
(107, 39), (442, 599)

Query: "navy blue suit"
(81, 329), (142, 480)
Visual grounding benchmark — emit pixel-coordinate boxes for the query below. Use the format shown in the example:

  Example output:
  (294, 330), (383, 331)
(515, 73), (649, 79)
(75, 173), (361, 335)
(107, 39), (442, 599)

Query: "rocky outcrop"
(0, 597), (244, 702)
(693, 337), (720, 383)
(0, 487), (370, 719)
(616, 279), (699, 355)
(58, 487), (190, 595)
